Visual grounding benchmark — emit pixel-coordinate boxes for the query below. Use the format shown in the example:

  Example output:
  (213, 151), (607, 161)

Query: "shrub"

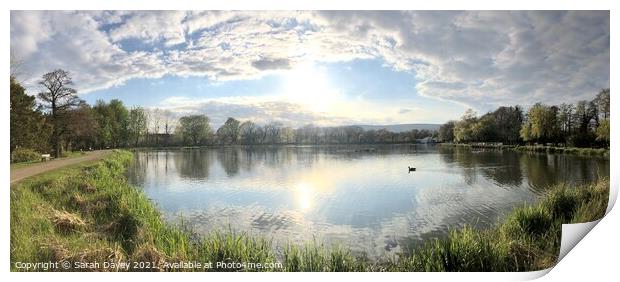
(11, 148), (41, 163)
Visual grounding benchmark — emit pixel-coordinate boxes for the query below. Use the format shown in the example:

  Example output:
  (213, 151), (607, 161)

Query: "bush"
(11, 148), (41, 163)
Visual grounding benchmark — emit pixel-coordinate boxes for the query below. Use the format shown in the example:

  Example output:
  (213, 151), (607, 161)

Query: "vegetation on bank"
(10, 150), (88, 170)
(11, 148), (42, 163)
(391, 179), (608, 271)
(438, 143), (609, 157)
(438, 88), (610, 149)
(11, 151), (609, 272)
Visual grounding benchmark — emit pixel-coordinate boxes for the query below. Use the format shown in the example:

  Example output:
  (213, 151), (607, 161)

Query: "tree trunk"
(55, 138), (61, 158)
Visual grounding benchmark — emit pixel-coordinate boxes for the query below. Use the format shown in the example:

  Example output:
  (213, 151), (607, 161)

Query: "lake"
(126, 145), (609, 258)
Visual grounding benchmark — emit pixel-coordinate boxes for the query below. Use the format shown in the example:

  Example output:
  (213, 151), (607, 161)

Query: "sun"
(280, 62), (340, 112)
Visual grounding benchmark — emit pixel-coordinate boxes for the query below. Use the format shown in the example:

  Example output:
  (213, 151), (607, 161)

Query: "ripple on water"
(127, 145), (609, 258)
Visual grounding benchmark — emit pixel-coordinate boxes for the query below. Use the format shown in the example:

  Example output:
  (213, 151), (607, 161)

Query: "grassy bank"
(390, 179), (608, 271)
(10, 150), (609, 271)
(438, 143), (609, 157)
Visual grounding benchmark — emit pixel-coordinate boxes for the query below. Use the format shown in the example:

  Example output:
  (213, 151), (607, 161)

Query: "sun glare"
(295, 182), (314, 212)
(281, 62), (339, 112)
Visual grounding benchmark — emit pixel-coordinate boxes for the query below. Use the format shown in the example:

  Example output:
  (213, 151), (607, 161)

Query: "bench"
(41, 154), (51, 161)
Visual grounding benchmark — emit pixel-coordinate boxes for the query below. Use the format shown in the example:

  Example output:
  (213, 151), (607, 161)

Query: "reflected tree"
(174, 149), (211, 179)
(217, 148), (240, 177)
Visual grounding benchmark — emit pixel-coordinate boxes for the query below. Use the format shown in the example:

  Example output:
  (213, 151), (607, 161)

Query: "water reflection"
(174, 149), (212, 180)
(436, 146), (607, 194)
(127, 145), (609, 258)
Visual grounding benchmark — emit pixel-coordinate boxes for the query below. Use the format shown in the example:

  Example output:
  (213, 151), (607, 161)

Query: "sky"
(10, 11), (610, 127)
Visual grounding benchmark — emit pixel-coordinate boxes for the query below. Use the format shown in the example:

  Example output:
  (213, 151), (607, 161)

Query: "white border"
(2, 1), (617, 281)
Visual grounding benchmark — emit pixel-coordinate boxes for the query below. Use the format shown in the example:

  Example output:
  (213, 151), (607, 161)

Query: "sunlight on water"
(127, 145), (609, 258)
(295, 183), (315, 212)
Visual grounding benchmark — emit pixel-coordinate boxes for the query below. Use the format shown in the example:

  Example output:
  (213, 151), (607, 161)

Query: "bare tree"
(149, 108), (162, 146)
(10, 53), (23, 79)
(163, 110), (177, 135)
(128, 107), (148, 147)
(263, 122), (282, 144)
(162, 109), (177, 145)
(38, 69), (80, 157)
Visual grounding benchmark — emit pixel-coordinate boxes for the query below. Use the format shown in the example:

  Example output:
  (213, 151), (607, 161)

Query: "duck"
(408, 166), (416, 172)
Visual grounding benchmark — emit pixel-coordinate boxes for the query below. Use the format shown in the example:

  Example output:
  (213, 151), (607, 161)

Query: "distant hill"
(356, 123), (441, 133)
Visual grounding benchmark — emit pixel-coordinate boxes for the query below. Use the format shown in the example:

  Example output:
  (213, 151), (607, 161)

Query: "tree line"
(11, 69), (438, 159)
(438, 89), (610, 148)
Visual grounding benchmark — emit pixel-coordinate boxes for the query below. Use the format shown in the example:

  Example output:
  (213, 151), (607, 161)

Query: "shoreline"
(437, 143), (609, 157)
(73, 142), (610, 157)
(10, 150), (609, 272)
(128, 143), (434, 151)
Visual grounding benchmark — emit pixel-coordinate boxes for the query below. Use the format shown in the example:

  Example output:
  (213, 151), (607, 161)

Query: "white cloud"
(156, 96), (358, 127)
(108, 11), (187, 46)
(10, 10), (609, 118)
(155, 95), (454, 128)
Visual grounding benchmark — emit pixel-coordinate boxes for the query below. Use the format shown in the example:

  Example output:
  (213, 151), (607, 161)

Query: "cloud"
(251, 57), (291, 70)
(108, 11), (187, 46)
(398, 108), (412, 114)
(157, 96), (358, 128)
(11, 10), (609, 114)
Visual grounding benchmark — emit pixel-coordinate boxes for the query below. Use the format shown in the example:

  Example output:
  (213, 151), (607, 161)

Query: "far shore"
(437, 142), (610, 156)
(122, 142), (609, 157)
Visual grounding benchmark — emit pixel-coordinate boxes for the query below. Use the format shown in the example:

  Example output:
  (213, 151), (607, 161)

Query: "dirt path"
(10, 150), (112, 184)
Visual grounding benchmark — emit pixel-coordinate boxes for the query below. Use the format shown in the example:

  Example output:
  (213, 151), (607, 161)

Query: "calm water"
(127, 145), (609, 257)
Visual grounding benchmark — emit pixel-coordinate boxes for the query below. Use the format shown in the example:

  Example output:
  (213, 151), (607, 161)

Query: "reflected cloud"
(127, 145), (609, 258)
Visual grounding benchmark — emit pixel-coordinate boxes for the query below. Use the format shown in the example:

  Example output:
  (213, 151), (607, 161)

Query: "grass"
(10, 151), (88, 170)
(438, 143), (609, 157)
(10, 160), (42, 170)
(512, 145), (609, 156)
(10, 150), (609, 272)
(389, 180), (608, 271)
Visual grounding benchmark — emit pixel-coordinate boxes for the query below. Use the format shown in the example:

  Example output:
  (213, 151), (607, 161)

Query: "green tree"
(596, 119), (610, 145)
(557, 103), (575, 143)
(519, 121), (532, 143)
(215, 117), (241, 145)
(520, 103), (558, 144)
(108, 99), (130, 147)
(128, 107), (147, 147)
(471, 114), (497, 142)
(37, 69), (80, 157)
(492, 106), (523, 144)
(280, 127), (296, 144)
(177, 115), (212, 145)
(454, 109), (478, 143)
(93, 100), (112, 148)
(10, 76), (51, 153)
(570, 100), (597, 147)
(595, 88), (610, 120)
(438, 121), (456, 142)
(239, 120), (259, 144)
(66, 101), (98, 150)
